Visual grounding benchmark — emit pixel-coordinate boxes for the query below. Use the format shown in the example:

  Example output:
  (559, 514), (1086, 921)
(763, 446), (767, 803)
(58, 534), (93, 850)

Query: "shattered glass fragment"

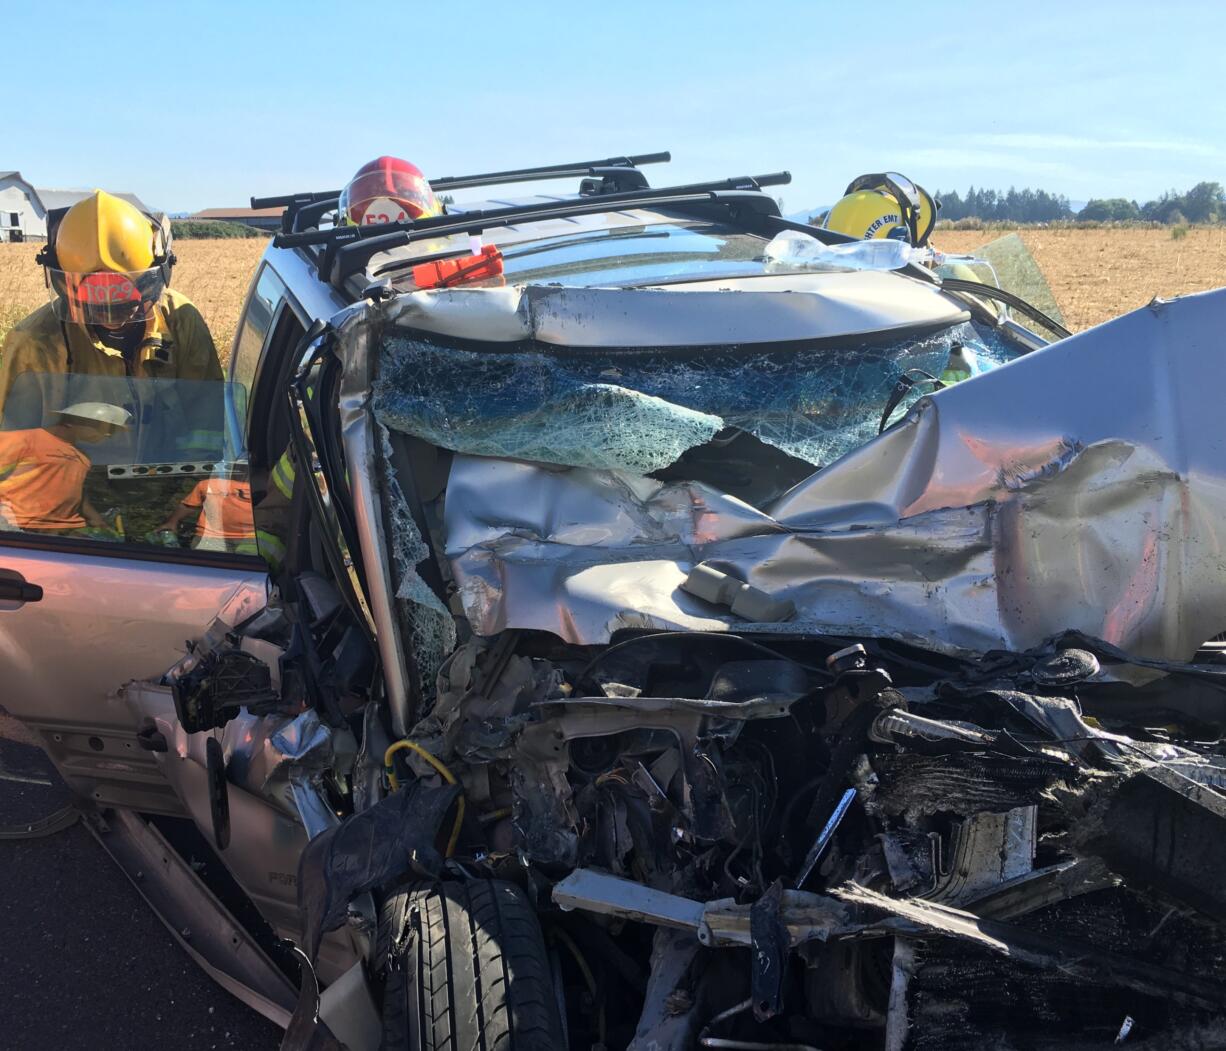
(379, 423), (457, 695)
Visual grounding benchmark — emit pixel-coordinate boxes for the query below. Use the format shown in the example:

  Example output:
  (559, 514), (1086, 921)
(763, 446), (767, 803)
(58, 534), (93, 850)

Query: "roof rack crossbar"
(326, 185), (787, 287)
(253, 150), (672, 232)
(285, 171), (789, 254)
(288, 165), (647, 236)
(290, 197), (341, 235)
(312, 174), (788, 280)
(249, 189), (338, 211)
(276, 163), (693, 248)
(431, 150), (670, 191)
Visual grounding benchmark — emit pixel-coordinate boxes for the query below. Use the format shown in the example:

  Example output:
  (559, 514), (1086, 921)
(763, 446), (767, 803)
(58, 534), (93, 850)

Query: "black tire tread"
(381, 880), (564, 1051)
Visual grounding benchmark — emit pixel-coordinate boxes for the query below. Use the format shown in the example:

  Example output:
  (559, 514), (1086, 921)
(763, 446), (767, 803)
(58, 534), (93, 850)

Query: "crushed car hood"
(377, 268), (970, 346)
(432, 288), (1226, 661)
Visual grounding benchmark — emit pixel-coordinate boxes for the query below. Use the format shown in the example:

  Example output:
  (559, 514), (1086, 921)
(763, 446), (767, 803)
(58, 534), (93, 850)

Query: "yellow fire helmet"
(40, 190), (174, 327)
(821, 173), (939, 247)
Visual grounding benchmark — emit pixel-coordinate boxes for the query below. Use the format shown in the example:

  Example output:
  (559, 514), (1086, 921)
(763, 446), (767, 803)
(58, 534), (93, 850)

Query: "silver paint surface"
(443, 290), (1226, 660)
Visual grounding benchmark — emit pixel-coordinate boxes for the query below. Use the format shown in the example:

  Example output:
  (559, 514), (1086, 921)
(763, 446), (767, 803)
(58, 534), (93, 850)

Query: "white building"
(0, 172), (151, 242)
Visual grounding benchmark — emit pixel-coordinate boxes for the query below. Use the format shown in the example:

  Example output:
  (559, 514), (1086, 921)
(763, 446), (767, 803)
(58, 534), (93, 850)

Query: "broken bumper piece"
(553, 869), (851, 949)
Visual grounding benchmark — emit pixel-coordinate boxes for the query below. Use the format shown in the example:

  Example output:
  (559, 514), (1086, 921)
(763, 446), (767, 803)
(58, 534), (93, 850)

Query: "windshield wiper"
(939, 278), (1071, 340)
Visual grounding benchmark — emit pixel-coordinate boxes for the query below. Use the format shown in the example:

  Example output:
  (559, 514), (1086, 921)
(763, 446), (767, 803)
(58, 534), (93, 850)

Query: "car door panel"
(0, 543), (267, 812)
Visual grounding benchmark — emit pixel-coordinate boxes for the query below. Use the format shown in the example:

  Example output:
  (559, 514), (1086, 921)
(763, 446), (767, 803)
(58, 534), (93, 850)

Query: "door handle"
(0, 570), (43, 606)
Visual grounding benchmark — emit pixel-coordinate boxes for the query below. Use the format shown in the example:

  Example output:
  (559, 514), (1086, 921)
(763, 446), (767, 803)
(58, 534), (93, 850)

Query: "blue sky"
(5, 0), (1222, 213)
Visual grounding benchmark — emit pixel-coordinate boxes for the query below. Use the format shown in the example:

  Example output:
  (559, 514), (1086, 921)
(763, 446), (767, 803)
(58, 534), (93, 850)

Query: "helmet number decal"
(361, 197), (412, 225)
(74, 271), (142, 305)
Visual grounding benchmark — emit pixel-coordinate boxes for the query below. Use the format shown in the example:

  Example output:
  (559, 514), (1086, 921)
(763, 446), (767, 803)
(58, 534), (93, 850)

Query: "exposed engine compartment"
(371, 627), (1226, 1050)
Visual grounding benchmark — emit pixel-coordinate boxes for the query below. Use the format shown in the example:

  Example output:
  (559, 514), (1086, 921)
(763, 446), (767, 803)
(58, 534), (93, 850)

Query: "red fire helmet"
(338, 156), (442, 227)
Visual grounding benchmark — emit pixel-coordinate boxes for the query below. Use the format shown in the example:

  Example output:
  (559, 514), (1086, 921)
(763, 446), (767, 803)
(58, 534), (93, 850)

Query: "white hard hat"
(54, 402), (133, 427)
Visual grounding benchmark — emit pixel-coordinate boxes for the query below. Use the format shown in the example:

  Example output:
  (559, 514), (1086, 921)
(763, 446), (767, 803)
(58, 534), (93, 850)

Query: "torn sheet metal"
(334, 308), (416, 737)
(627, 930), (703, 1051)
(125, 682), (357, 982)
(552, 869), (850, 949)
(927, 807), (1036, 904)
(376, 269), (970, 347)
(442, 290), (1226, 660)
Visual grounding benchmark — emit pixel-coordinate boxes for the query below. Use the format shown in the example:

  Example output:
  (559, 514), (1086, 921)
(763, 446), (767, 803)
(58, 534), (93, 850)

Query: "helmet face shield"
(49, 266), (165, 326)
(881, 173), (922, 213)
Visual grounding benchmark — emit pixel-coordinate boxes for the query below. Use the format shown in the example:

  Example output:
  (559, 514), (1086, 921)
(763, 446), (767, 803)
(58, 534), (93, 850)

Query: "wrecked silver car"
(6, 155), (1226, 1050)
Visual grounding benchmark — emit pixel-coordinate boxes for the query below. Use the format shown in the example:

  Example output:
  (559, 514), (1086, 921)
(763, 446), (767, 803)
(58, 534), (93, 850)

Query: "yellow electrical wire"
(384, 739), (465, 857)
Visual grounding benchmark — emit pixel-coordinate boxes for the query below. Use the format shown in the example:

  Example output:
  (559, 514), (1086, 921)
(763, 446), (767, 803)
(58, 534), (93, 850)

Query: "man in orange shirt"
(0, 402), (132, 534)
(155, 470), (258, 554)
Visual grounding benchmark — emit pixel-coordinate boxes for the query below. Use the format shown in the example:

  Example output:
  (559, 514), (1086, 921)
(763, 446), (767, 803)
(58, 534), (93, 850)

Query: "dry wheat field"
(934, 227), (1226, 331)
(1, 229), (1224, 360)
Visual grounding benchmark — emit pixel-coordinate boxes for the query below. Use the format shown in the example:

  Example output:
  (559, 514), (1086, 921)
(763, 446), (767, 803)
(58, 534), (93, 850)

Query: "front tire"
(379, 880), (565, 1050)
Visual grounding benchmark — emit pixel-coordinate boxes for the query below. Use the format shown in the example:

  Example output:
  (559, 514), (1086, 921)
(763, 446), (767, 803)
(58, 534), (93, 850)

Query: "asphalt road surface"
(0, 710), (281, 1050)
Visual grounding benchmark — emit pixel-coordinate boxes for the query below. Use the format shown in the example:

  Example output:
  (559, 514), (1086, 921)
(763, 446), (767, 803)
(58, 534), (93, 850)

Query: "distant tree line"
(933, 181), (1225, 224)
(936, 187), (1074, 222)
(1078, 181), (1225, 224)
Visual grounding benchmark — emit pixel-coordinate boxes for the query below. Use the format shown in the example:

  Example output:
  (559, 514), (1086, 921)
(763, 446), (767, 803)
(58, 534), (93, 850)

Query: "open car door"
(0, 371), (268, 814)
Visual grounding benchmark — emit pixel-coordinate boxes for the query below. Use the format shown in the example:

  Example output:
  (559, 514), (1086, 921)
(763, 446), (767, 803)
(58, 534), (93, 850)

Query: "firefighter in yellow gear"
(270, 446), (297, 504)
(249, 443), (297, 573)
(820, 173), (939, 247)
(0, 191), (222, 446)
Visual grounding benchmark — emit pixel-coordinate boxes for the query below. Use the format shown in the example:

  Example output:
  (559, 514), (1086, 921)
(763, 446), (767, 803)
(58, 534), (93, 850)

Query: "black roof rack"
(284, 165), (650, 237)
(430, 151), (670, 191)
(251, 150), (671, 234)
(286, 170), (788, 265)
(274, 164), (682, 250)
(319, 176), (792, 288)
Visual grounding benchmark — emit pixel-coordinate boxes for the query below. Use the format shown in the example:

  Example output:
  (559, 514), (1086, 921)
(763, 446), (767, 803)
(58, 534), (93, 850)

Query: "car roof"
(259, 194), (700, 320)
(362, 195), (749, 291)
(261, 190), (973, 348)
(267, 174), (814, 301)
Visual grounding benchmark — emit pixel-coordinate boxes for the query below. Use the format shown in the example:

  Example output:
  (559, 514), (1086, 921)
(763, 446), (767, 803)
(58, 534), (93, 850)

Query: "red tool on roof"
(411, 244), (504, 289)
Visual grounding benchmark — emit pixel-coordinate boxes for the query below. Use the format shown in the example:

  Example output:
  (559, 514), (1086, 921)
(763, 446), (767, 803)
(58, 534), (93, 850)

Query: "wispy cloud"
(965, 133), (1224, 157)
(889, 147), (1079, 179)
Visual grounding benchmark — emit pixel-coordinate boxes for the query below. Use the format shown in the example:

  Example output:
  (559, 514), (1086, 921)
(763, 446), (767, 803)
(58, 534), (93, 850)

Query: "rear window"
(394, 221), (779, 290)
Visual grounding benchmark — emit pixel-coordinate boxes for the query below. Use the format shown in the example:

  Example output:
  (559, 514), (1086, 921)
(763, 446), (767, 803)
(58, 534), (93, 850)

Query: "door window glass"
(0, 371), (260, 558)
(230, 265), (287, 420)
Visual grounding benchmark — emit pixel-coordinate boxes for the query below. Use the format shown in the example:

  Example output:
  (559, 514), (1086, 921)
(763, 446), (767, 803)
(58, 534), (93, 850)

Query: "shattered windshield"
(374, 319), (1023, 480)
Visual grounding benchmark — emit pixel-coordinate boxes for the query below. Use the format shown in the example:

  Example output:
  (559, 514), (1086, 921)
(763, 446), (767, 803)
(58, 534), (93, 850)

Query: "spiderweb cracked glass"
(374, 322), (1020, 473)
(379, 423), (456, 696)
